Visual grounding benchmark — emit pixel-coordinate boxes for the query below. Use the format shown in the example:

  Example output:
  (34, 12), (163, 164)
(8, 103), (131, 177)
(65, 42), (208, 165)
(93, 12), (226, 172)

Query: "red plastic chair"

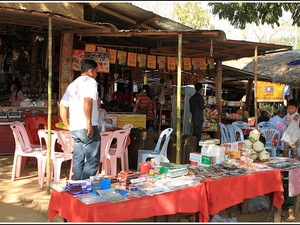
(51, 115), (62, 130)
(24, 115), (48, 145)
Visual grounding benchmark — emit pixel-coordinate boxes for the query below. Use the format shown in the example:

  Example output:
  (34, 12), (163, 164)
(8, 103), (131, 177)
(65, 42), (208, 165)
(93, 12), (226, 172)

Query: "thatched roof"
(243, 50), (300, 87)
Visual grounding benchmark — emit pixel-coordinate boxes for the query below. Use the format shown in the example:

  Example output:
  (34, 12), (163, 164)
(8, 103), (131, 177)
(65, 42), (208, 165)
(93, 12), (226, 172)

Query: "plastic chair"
(107, 129), (131, 176)
(219, 122), (230, 144)
(258, 121), (276, 129)
(24, 115), (48, 145)
(136, 128), (173, 171)
(232, 121), (250, 128)
(258, 128), (282, 157)
(227, 124), (244, 142)
(122, 123), (133, 130)
(38, 129), (73, 182)
(97, 131), (115, 176)
(10, 121), (47, 188)
(51, 115), (62, 130)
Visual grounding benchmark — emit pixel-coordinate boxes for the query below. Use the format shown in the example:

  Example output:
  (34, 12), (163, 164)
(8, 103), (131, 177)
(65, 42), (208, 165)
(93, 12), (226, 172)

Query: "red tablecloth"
(48, 183), (208, 222)
(202, 169), (284, 216)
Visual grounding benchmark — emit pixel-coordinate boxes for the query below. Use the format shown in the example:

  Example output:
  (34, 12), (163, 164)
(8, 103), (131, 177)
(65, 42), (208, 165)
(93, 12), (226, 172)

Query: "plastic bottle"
(149, 167), (155, 175)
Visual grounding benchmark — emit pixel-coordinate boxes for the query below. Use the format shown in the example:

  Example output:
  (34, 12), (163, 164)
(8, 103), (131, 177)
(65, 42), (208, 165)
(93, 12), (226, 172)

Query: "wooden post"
(246, 79), (253, 113)
(176, 34), (182, 164)
(58, 32), (74, 101)
(215, 59), (222, 139)
(46, 16), (53, 194)
(254, 46), (258, 129)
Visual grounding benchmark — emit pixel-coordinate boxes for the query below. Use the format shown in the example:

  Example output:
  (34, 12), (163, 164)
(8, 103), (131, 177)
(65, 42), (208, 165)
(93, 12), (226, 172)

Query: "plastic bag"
(281, 119), (300, 145)
(210, 214), (237, 222)
(150, 154), (170, 164)
(248, 195), (269, 212)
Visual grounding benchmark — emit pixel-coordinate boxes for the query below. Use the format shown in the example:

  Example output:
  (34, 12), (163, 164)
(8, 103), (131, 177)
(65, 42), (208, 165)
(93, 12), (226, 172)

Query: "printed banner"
(192, 58), (200, 70)
(257, 81), (285, 102)
(127, 52), (137, 67)
(137, 54), (147, 68)
(183, 58), (192, 71)
(157, 56), (166, 70)
(147, 55), (156, 69)
(85, 44), (96, 52)
(97, 47), (107, 52)
(117, 50), (127, 65)
(167, 57), (176, 70)
(207, 58), (214, 69)
(72, 49), (86, 71)
(108, 49), (117, 64)
(199, 58), (207, 70)
(86, 51), (110, 73)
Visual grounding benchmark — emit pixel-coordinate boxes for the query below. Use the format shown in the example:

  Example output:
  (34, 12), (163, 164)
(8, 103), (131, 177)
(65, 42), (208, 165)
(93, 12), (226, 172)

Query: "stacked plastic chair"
(258, 128), (282, 157)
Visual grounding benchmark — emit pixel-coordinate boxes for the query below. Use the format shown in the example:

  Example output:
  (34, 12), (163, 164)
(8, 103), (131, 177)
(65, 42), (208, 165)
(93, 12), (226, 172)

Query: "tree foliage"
(173, 2), (210, 29)
(208, 2), (300, 29)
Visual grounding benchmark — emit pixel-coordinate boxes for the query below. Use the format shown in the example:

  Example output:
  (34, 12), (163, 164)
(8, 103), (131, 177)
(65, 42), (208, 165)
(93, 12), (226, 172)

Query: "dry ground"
(0, 154), (299, 223)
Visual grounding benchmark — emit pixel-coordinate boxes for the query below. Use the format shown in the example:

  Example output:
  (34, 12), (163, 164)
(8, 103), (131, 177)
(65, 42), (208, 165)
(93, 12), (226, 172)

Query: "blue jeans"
(70, 126), (101, 180)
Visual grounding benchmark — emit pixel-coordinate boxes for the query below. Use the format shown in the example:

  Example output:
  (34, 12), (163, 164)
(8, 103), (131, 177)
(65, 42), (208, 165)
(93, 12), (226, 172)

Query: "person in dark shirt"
(257, 110), (270, 123)
(189, 82), (206, 152)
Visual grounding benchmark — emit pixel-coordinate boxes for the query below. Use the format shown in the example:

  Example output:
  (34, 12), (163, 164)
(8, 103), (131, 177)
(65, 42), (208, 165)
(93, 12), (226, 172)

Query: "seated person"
(97, 97), (113, 130)
(258, 110), (270, 123)
(236, 103), (249, 122)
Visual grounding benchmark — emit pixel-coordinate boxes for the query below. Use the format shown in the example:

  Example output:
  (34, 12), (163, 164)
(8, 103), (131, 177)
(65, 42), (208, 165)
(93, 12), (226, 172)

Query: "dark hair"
(194, 82), (203, 91)
(81, 59), (98, 73)
(11, 79), (22, 100)
(288, 99), (298, 107)
(261, 110), (269, 116)
(142, 84), (152, 99)
(273, 110), (280, 116)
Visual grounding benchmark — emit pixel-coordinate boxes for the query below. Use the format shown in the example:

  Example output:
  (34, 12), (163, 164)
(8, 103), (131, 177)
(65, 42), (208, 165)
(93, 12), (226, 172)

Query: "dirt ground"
(0, 154), (299, 223)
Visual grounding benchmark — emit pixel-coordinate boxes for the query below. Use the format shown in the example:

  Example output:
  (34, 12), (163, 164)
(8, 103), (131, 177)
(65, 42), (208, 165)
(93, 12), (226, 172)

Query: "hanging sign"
(97, 47), (107, 52)
(127, 52), (137, 67)
(137, 54), (147, 68)
(147, 55), (156, 69)
(167, 57), (176, 70)
(257, 81), (285, 102)
(108, 49), (117, 64)
(72, 49), (86, 71)
(87, 51), (110, 73)
(192, 58), (200, 70)
(207, 58), (214, 69)
(117, 50), (127, 65)
(183, 58), (192, 71)
(157, 56), (166, 70)
(85, 44), (96, 52)
(199, 58), (207, 70)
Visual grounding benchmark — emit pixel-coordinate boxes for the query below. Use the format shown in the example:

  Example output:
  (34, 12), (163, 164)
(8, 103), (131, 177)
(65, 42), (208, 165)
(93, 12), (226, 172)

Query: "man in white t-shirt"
(60, 59), (100, 180)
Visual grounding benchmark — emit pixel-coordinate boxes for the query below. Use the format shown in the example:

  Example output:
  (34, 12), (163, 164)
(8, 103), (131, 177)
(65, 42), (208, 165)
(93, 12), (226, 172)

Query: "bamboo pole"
(254, 46), (258, 129)
(176, 34), (182, 164)
(46, 17), (53, 194)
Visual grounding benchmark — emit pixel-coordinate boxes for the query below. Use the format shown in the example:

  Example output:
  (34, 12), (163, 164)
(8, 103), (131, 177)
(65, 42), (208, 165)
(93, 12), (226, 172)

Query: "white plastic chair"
(97, 131), (114, 176)
(259, 128), (282, 157)
(219, 122), (230, 144)
(10, 121), (47, 188)
(107, 129), (131, 176)
(232, 121), (250, 128)
(258, 121), (276, 129)
(38, 129), (73, 183)
(136, 128), (173, 171)
(227, 124), (244, 142)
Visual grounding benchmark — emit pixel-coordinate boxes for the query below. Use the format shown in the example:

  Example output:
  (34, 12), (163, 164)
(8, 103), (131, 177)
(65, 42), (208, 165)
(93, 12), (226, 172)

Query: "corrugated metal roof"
(86, 2), (192, 31)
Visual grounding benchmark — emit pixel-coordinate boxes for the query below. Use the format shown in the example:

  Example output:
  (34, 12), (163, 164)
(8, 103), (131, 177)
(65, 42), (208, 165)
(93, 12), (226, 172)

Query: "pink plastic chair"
(97, 131), (115, 176)
(38, 129), (73, 182)
(10, 121), (47, 188)
(107, 129), (131, 176)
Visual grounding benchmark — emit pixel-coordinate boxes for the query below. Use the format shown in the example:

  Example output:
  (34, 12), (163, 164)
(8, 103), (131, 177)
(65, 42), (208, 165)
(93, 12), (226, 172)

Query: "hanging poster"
(108, 49), (117, 64)
(257, 81), (285, 102)
(86, 51), (110, 73)
(97, 46), (107, 52)
(157, 56), (166, 70)
(117, 50), (127, 65)
(137, 54), (146, 68)
(183, 58), (192, 71)
(192, 58), (200, 70)
(72, 49), (86, 71)
(85, 44), (96, 52)
(199, 58), (207, 70)
(147, 55), (156, 69)
(127, 52), (137, 67)
(167, 57), (176, 70)
(207, 58), (214, 69)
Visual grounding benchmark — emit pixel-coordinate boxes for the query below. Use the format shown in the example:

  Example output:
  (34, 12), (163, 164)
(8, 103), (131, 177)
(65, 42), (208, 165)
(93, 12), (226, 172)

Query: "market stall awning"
(0, 6), (117, 33)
